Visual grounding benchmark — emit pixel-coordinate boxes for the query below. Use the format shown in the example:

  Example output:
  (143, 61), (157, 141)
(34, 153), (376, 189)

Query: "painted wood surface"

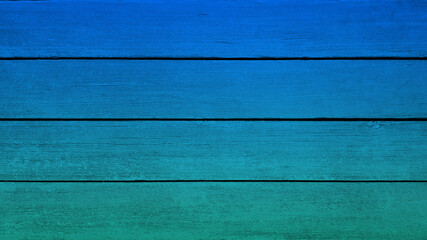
(1, 60), (426, 118)
(1, 0), (426, 238)
(1, 183), (426, 240)
(0, 0), (426, 58)
(1, 121), (425, 180)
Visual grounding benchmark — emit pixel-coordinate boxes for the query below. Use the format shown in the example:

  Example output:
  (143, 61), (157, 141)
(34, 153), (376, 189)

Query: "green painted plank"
(1, 60), (425, 118)
(1, 182), (426, 239)
(0, 0), (426, 57)
(1, 121), (425, 180)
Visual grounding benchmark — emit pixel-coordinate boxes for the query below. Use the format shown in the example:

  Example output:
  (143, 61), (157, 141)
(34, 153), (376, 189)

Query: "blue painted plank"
(1, 121), (425, 180)
(1, 60), (425, 118)
(0, 0), (425, 57)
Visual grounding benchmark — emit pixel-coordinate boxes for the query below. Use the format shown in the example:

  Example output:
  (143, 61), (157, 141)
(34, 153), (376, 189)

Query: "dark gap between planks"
(1, 57), (427, 60)
(0, 118), (426, 121)
(1, 180), (426, 183)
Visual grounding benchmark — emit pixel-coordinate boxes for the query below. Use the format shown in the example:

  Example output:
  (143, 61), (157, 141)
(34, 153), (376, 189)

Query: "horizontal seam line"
(0, 118), (425, 122)
(1, 180), (426, 183)
(0, 57), (426, 60)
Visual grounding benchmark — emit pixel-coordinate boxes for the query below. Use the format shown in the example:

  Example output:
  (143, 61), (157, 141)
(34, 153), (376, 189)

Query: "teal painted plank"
(1, 183), (426, 239)
(0, 0), (425, 57)
(1, 121), (425, 180)
(1, 60), (425, 118)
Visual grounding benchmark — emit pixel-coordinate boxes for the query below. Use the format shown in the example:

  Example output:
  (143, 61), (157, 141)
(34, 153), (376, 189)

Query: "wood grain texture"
(1, 182), (426, 239)
(1, 0), (426, 237)
(0, 0), (426, 57)
(1, 121), (425, 180)
(1, 60), (425, 118)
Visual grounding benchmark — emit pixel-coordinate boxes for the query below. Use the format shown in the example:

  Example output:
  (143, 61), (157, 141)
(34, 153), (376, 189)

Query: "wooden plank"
(1, 121), (425, 180)
(1, 60), (425, 118)
(1, 182), (426, 239)
(0, 0), (425, 57)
